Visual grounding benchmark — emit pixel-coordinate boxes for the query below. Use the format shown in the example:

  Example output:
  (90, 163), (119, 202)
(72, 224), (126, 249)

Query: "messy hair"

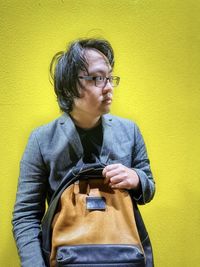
(50, 38), (115, 113)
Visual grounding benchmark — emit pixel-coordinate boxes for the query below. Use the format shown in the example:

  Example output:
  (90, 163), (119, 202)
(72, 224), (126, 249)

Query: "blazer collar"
(59, 113), (113, 164)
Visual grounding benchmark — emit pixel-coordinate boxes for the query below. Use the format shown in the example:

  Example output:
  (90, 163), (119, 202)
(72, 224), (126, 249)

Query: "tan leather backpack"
(42, 163), (153, 267)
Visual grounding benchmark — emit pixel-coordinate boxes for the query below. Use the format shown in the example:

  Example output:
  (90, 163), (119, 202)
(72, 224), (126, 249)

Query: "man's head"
(50, 38), (116, 114)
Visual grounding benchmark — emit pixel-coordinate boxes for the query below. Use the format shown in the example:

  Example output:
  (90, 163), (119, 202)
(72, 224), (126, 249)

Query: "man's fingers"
(105, 169), (119, 179)
(102, 164), (121, 176)
(103, 164), (139, 190)
(110, 180), (126, 189)
(109, 174), (123, 185)
(102, 164), (121, 184)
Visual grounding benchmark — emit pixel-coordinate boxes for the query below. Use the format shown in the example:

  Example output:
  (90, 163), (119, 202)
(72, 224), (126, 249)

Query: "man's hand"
(102, 164), (140, 190)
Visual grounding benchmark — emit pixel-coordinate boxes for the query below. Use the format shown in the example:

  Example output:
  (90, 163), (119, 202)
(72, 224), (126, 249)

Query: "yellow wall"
(0, 1), (199, 266)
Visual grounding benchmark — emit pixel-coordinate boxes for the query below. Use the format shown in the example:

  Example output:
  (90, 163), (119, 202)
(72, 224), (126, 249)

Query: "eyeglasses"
(78, 76), (120, 88)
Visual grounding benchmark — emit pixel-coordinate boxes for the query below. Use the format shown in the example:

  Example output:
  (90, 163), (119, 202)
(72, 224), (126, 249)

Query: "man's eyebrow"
(88, 68), (113, 75)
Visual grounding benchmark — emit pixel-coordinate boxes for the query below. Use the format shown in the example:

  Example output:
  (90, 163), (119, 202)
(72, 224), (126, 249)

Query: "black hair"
(50, 38), (115, 113)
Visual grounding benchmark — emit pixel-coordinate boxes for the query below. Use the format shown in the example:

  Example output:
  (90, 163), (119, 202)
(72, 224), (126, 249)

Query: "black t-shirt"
(75, 123), (103, 163)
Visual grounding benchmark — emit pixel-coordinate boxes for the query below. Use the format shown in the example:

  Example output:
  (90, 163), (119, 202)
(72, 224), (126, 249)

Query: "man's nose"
(102, 78), (113, 93)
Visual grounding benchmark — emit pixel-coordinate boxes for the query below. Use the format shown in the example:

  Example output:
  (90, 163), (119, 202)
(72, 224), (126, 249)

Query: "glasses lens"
(111, 77), (120, 87)
(95, 76), (120, 87)
(95, 76), (105, 87)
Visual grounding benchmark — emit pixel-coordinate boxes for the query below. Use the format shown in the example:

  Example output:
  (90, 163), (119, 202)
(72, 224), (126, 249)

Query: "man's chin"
(101, 106), (111, 115)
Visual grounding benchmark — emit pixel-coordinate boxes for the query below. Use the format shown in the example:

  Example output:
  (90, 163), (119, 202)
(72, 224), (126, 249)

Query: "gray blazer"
(12, 113), (155, 267)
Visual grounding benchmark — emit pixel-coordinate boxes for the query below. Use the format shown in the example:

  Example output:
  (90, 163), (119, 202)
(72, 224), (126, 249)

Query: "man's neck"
(70, 111), (101, 129)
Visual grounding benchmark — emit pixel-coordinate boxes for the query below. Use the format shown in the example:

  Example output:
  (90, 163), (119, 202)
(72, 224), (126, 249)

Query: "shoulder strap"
(133, 201), (154, 267)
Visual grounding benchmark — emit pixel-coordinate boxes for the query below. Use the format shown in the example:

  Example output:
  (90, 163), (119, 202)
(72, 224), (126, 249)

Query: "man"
(12, 38), (155, 266)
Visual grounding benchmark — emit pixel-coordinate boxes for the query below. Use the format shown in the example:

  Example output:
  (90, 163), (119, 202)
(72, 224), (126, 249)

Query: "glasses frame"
(78, 75), (120, 88)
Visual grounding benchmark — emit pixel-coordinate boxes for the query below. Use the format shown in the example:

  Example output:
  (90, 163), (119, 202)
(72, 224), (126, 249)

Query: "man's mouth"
(102, 93), (113, 103)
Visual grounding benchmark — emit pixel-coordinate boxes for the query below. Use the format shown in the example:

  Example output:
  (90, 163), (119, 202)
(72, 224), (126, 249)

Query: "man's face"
(72, 49), (113, 119)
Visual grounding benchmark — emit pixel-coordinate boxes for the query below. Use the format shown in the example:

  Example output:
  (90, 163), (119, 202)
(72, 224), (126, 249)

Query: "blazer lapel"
(59, 113), (83, 159)
(100, 114), (114, 164)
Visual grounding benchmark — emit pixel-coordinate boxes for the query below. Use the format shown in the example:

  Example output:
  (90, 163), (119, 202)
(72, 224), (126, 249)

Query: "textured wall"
(0, 0), (199, 266)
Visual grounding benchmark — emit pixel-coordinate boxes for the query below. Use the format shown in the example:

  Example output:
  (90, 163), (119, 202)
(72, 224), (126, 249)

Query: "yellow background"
(0, 0), (199, 266)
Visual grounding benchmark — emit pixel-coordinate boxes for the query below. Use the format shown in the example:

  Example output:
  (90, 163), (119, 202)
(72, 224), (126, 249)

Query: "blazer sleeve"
(12, 130), (48, 267)
(130, 124), (155, 205)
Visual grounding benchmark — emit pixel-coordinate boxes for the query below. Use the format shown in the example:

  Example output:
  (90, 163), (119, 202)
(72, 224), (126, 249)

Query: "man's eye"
(95, 76), (104, 81)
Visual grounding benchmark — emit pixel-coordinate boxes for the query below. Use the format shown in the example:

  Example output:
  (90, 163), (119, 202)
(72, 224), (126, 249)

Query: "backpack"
(41, 162), (154, 267)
